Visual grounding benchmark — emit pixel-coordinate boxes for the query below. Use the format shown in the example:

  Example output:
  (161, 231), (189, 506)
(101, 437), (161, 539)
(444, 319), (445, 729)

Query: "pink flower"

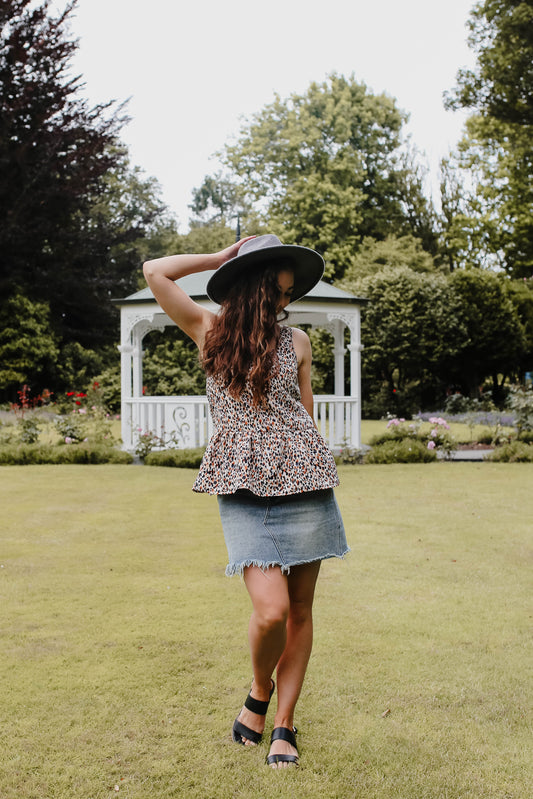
(65, 436), (74, 444)
(429, 416), (450, 429)
(427, 440), (436, 450)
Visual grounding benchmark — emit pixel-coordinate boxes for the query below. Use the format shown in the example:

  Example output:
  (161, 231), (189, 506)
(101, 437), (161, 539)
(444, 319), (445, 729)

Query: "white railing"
(121, 395), (360, 452)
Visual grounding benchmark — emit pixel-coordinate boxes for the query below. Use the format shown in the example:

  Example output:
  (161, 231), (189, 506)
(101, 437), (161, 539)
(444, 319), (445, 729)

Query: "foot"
(267, 726), (299, 768)
(233, 680), (275, 746)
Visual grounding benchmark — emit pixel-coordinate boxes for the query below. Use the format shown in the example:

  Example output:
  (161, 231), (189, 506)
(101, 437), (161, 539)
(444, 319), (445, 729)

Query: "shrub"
(506, 385), (533, 435)
(444, 392), (496, 415)
(54, 414), (86, 443)
(370, 416), (455, 456)
(89, 367), (121, 414)
(0, 443), (133, 465)
(364, 439), (437, 464)
(143, 448), (205, 468)
(18, 416), (42, 443)
(334, 447), (365, 465)
(488, 442), (533, 463)
(0, 420), (17, 446)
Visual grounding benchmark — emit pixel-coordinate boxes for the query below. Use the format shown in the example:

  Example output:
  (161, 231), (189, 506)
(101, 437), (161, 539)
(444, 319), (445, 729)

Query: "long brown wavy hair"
(202, 265), (289, 406)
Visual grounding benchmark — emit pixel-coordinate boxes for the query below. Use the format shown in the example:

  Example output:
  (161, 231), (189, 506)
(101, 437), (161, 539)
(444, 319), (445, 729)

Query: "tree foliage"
(345, 268), (467, 415)
(142, 329), (205, 396)
(0, 0), (124, 298)
(188, 171), (253, 228)
(221, 74), (437, 278)
(340, 266), (528, 415)
(0, 0), (176, 399)
(446, 0), (533, 126)
(340, 234), (437, 282)
(0, 294), (60, 394)
(443, 0), (533, 277)
(449, 269), (527, 399)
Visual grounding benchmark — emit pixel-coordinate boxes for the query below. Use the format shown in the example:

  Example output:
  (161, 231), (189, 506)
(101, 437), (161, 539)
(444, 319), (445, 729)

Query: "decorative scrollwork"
(171, 406), (191, 446)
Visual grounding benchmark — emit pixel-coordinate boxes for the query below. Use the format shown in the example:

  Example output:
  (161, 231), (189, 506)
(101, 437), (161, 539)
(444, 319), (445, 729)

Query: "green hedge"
(488, 442), (533, 463)
(0, 443), (133, 465)
(143, 448), (205, 468)
(364, 439), (437, 464)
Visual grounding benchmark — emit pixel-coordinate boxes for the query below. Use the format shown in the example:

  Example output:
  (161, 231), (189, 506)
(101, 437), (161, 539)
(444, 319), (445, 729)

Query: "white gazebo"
(115, 272), (366, 452)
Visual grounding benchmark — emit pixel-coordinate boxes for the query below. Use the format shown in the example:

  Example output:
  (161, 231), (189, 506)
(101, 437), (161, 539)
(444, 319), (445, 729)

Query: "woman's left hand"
(216, 236), (256, 267)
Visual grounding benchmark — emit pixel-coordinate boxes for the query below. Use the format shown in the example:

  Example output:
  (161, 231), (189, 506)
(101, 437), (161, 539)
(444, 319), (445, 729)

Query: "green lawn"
(1, 464), (531, 798)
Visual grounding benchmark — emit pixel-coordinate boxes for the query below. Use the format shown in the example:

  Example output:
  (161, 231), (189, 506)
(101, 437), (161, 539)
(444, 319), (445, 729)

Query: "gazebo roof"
(114, 271), (366, 306)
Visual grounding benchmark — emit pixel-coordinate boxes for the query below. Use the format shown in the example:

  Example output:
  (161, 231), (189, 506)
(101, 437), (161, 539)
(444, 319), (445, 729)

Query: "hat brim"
(206, 245), (324, 305)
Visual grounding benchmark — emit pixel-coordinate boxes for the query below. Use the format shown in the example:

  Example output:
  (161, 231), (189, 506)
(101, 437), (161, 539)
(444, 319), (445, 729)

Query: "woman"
(143, 234), (348, 768)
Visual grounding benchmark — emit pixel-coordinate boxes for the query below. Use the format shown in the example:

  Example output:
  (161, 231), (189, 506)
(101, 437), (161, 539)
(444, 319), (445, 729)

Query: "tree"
(221, 74), (437, 279)
(342, 266), (526, 415)
(0, 0), (125, 301)
(448, 269), (526, 399)
(0, 295), (60, 398)
(439, 118), (533, 277)
(189, 171), (252, 228)
(446, 0), (533, 126)
(51, 147), (171, 350)
(142, 329), (206, 397)
(505, 279), (533, 379)
(339, 234), (437, 282)
(0, 1), (175, 379)
(443, 0), (533, 277)
(344, 268), (467, 416)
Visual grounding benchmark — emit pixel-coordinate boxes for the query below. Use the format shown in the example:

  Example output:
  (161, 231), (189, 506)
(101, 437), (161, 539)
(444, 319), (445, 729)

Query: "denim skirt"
(217, 488), (349, 577)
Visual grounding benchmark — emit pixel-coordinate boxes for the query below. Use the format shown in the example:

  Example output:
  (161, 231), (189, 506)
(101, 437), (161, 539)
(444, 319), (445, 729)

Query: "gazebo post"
(348, 307), (363, 448)
(332, 319), (346, 446)
(132, 326), (144, 398)
(118, 312), (134, 450)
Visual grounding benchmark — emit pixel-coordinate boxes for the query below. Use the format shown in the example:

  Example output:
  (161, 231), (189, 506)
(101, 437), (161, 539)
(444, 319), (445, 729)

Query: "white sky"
(58, 0), (477, 232)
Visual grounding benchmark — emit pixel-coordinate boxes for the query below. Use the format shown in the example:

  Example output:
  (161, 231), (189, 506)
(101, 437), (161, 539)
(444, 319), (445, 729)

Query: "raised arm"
(142, 237), (254, 348)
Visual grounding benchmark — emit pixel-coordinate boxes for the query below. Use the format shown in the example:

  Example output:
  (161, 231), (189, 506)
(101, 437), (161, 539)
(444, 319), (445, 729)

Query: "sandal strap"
(244, 694), (270, 715)
(244, 680), (275, 716)
(270, 726), (298, 749)
(232, 719), (263, 745)
(266, 753), (299, 767)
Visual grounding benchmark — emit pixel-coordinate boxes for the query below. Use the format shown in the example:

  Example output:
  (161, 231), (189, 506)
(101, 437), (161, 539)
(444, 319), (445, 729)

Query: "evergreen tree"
(0, 1), (173, 382)
(0, 1), (125, 302)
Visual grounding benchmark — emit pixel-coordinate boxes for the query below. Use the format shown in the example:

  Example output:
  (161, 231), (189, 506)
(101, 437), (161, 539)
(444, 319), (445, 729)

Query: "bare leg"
(234, 566), (290, 745)
(269, 560), (321, 768)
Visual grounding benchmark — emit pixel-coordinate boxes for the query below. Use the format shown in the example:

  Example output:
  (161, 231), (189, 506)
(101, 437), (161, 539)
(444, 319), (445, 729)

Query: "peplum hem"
(192, 426), (339, 497)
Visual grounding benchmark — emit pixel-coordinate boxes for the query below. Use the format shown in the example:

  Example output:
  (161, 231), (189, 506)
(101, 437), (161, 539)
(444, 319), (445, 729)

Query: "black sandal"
(232, 680), (275, 745)
(266, 726), (300, 767)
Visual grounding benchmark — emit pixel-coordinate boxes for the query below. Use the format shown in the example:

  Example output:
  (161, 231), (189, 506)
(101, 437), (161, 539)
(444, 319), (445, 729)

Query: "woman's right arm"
(143, 238), (254, 347)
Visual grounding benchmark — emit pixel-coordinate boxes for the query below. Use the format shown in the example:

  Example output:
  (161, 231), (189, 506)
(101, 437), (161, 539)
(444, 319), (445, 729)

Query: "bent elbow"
(143, 260), (154, 280)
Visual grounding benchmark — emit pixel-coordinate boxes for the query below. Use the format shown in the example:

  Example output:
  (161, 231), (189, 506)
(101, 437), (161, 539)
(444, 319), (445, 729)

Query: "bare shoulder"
(289, 326), (312, 364)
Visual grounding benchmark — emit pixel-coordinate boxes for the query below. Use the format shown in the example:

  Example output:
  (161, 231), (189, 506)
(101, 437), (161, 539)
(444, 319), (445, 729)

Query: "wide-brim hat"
(206, 234), (325, 304)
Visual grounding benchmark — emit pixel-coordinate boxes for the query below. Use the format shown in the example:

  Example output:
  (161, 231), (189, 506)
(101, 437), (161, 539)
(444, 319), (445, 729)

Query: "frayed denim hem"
(224, 548), (350, 578)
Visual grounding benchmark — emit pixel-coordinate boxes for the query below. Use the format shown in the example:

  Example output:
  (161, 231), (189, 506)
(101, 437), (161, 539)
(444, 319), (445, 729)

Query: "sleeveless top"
(192, 325), (339, 497)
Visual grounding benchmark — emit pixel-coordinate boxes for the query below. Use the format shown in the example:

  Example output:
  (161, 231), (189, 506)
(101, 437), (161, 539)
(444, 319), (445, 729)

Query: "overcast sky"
(58, 0), (477, 232)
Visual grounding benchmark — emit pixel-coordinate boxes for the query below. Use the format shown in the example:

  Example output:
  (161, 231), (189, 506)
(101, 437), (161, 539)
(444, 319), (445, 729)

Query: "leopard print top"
(192, 326), (339, 496)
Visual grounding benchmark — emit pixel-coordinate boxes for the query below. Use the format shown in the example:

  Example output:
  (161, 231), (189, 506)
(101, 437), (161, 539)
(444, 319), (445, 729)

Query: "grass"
(1, 463), (532, 798)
